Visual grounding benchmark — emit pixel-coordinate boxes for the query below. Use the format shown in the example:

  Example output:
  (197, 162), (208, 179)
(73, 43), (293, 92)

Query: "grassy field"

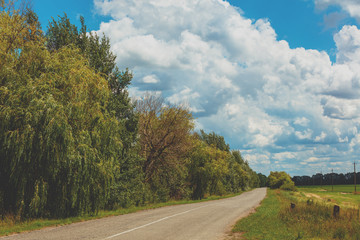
(233, 186), (360, 240)
(0, 191), (244, 237)
(297, 185), (360, 209)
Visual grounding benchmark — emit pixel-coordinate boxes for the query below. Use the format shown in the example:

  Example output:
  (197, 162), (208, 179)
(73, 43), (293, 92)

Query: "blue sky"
(34, 0), (357, 61)
(33, 0), (360, 176)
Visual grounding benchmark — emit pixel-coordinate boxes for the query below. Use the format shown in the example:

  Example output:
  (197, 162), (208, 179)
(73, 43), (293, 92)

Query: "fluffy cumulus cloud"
(94, 0), (360, 176)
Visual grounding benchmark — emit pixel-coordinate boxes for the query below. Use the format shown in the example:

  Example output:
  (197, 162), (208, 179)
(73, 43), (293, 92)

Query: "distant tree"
(257, 173), (268, 187)
(268, 171), (296, 191)
(292, 175), (312, 186)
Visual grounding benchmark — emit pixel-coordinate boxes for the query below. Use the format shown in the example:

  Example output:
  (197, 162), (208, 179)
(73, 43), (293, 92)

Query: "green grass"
(299, 184), (359, 193)
(0, 191), (244, 237)
(297, 185), (360, 209)
(233, 187), (360, 240)
(232, 189), (295, 240)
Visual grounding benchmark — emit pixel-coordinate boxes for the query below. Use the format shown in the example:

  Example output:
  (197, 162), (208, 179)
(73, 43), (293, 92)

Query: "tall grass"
(279, 193), (360, 239)
(233, 189), (360, 239)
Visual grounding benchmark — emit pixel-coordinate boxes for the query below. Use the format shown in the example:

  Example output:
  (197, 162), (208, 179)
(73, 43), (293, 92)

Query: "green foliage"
(225, 154), (249, 193)
(0, 6), (130, 218)
(106, 153), (145, 209)
(197, 129), (230, 152)
(280, 180), (296, 191)
(257, 173), (268, 187)
(188, 137), (259, 200)
(46, 12), (140, 211)
(188, 140), (229, 199)
(136, 94), (194, 201)
(268, 171), (296, 191)
(0, 41), (122, 217)
(46, 13), (136, 143)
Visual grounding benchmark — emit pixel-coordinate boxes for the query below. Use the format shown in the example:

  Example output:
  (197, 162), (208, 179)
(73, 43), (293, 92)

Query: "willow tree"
(46, 14), (136, 136)
(0, 4), (125, 217)
(45, 15), (143, 209)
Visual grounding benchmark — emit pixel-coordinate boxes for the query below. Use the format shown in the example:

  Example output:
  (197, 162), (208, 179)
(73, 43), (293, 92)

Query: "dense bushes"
(0, 2), (260, 219)
(268, 171), (296, 191)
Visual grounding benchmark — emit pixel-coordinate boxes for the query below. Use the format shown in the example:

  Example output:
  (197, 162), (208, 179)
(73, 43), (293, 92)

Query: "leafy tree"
(231, 150), (260, 189)
(46, 13), (141, 209)
(136, 94), (194, 200)
(0, 5), (129, 217)
(224, 154), (247, 193)
(46, 14), (137, 147)
(257, 173), (268, 187)
(231, 150), (245, 165)
(198, 129), (230, 152)
(268, 171), (295, 191)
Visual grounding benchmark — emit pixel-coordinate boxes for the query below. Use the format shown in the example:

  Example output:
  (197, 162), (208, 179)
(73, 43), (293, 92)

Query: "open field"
(296, 185), (360, 209)
(233, 187), (360, 240)
(299, 184), (359, 193)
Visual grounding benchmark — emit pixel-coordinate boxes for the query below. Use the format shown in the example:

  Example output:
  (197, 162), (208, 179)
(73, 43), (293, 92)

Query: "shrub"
(268, 171), (296, 190)
(280, 180), (296, 191)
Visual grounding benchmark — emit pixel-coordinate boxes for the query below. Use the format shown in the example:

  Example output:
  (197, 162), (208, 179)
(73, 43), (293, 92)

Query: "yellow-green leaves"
(268, 171), (296, 191)
(0, 5), (125, 218)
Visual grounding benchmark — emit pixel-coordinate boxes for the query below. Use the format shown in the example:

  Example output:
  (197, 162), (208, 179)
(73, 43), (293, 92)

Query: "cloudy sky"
(34, 0), (360, 176)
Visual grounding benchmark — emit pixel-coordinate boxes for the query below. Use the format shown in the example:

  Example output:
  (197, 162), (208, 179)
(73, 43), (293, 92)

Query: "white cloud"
(142, 74), (160, 84)
(94, 0), (360, 175)
(273, 152), (296, 161)
(315, 0), (360, 22)
(295, 129), (313, 140)
(294, 117), (310, 127)
(334, 25), (360, 64)
(315, 132), (327, 142)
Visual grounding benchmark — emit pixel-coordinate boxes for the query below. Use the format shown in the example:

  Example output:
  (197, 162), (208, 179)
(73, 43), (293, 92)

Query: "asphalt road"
(2, 188), (266, 240)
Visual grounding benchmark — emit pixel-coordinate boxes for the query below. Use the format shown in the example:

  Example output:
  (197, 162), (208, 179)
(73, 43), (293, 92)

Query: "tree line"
(0, 2), (260, 219)
(292, 172), (360, 186)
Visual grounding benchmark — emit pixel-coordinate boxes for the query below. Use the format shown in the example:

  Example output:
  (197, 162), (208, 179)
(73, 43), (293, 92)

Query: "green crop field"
(297, 185), (360, 209)
(299, 184), (358, 193)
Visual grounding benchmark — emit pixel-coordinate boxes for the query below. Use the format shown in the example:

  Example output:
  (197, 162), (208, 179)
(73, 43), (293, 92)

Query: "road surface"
(2, 188), (266, 240)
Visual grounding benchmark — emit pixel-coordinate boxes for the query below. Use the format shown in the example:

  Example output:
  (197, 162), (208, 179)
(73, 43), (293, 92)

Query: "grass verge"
(0, 191), (244, 237)
(232, 189), (294, 239)
(233, 189), (360, 240)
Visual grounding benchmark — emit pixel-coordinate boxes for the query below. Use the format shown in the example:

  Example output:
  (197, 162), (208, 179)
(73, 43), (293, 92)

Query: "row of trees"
(292, 172), (360, 186)
(0, 2), (260, 219)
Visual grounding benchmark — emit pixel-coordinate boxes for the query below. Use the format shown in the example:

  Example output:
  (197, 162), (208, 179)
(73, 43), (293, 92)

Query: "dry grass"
(279, 194), (360, 239)
(233, 189), (360, 239)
